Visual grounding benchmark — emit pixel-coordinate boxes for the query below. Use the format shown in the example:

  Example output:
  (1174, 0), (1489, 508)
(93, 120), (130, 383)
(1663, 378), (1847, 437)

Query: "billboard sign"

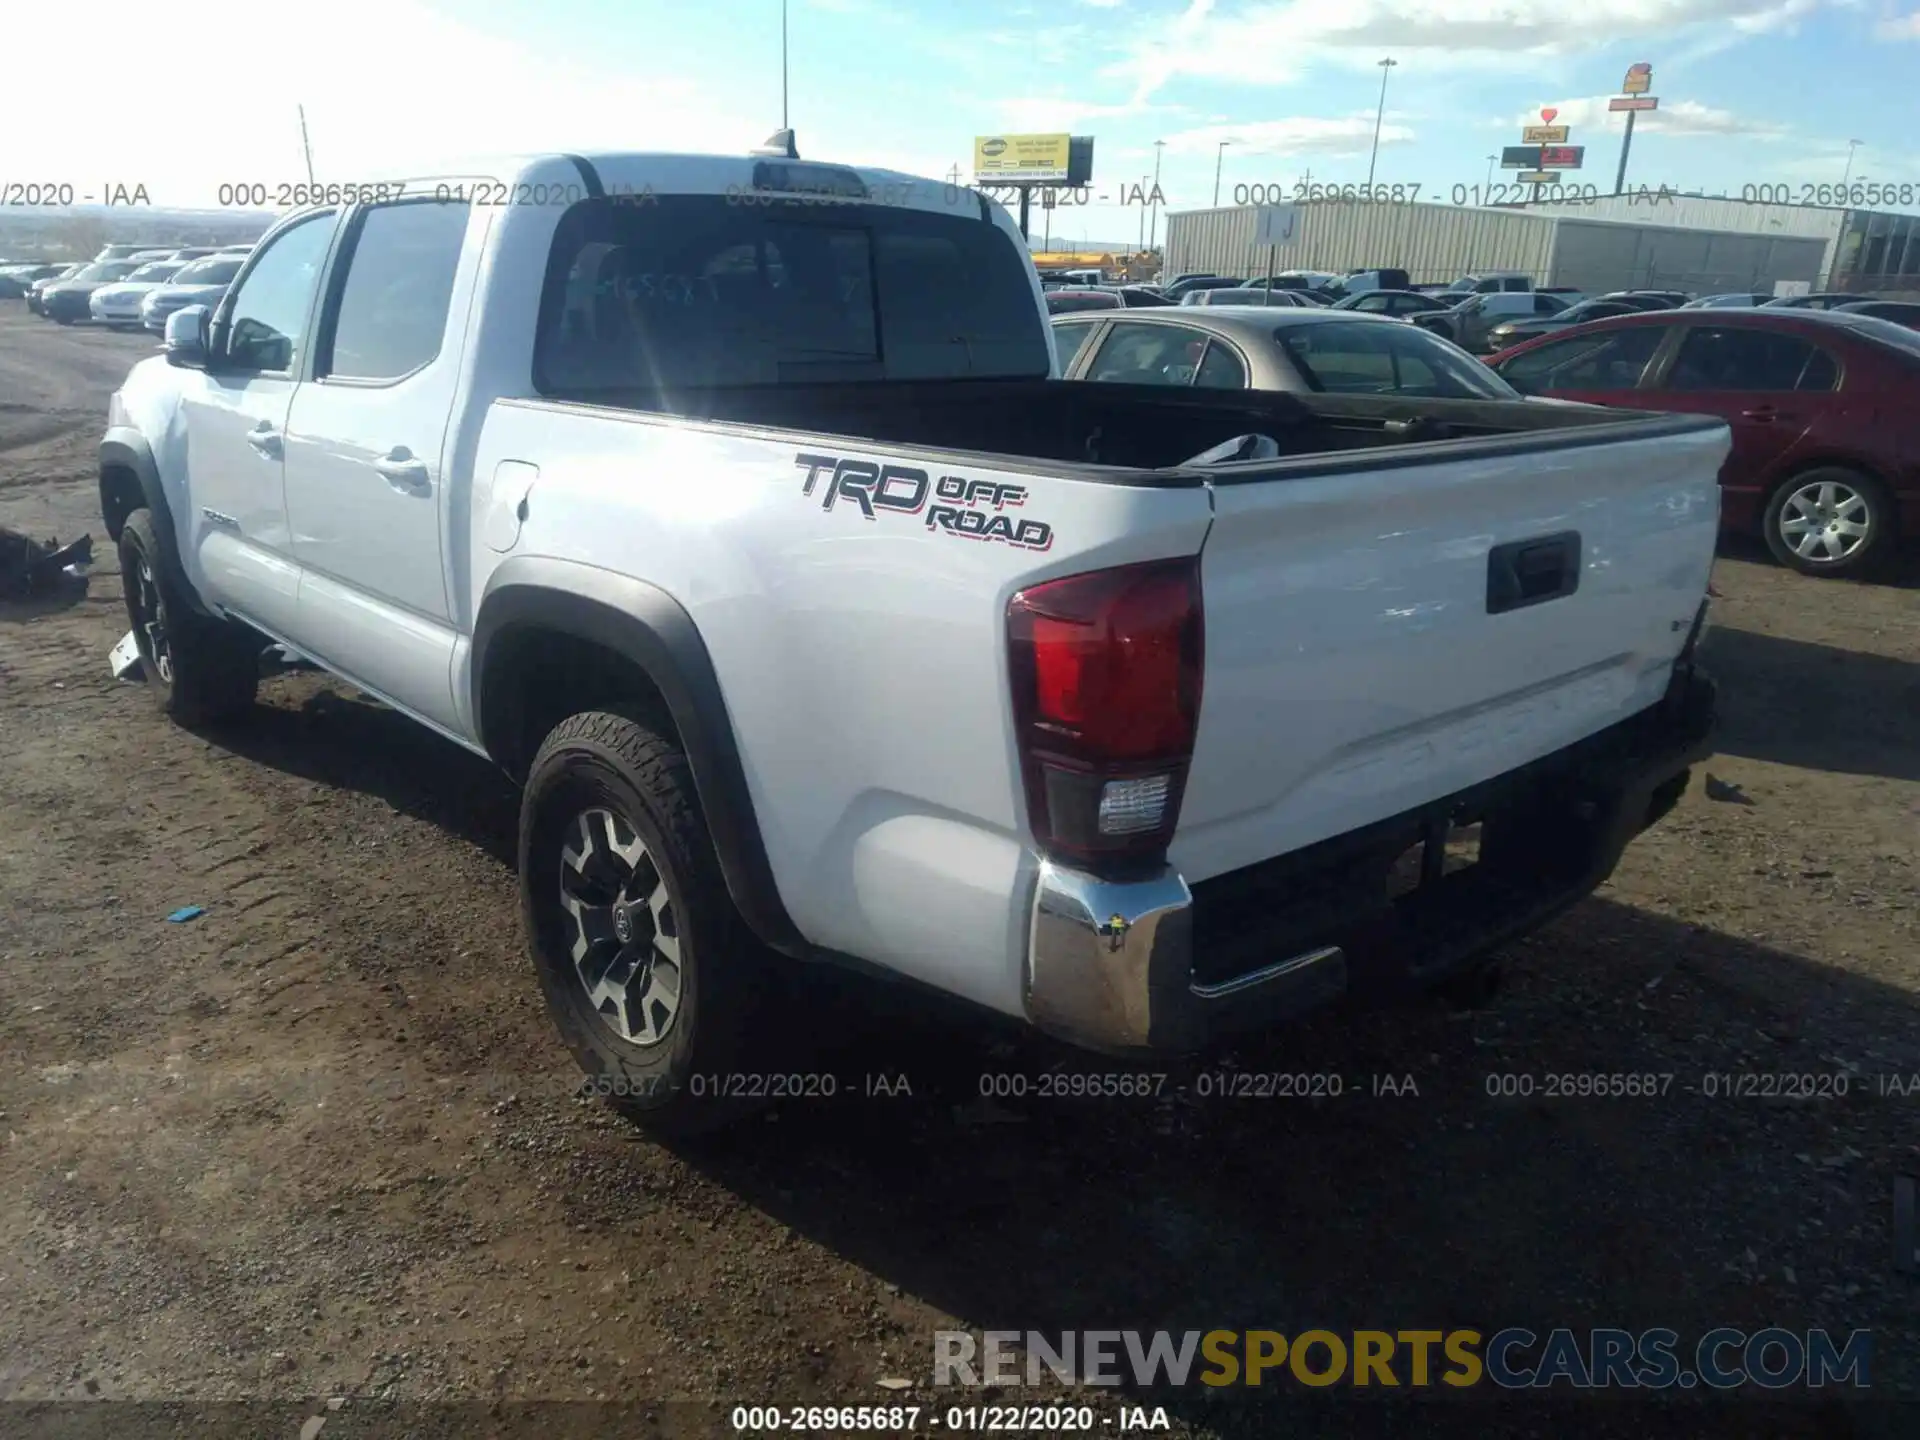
(973, 133), (1073, 182)
(1522, 124), (1570, 143)
(1538, 145), (1585, 169)
(1623, 63), (1653, 95)
(1501, 146), (1542, 168)
(1608, 96), (1659, 112)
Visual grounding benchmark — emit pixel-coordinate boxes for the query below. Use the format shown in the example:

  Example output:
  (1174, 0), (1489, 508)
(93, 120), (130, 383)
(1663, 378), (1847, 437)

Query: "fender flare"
(471, 556), (806, 957)
(99, 427), (214, 617)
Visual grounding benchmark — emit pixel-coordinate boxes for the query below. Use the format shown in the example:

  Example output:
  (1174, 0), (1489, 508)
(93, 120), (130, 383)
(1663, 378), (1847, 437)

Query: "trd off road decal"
(794, 452), (1054, 552)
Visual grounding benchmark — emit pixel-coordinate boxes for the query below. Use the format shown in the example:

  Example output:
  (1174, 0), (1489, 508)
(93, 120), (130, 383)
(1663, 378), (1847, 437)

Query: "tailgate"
(1171, 421), (1727, 885)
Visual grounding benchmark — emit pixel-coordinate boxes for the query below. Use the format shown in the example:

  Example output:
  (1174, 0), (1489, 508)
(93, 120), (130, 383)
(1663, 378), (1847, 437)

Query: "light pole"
(1147, 139), (1166, 253)
(1484, 154), (1496, 190)
(1213, 139), (1232, 207)
(1842, 140), (1862, 186)
(1367, 58), (1398, 186)
(779, 0), (789, 128)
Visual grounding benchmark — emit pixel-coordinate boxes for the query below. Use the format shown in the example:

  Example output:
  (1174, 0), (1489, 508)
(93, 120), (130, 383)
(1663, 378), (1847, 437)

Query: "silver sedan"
(1050, 305), (1521, 399)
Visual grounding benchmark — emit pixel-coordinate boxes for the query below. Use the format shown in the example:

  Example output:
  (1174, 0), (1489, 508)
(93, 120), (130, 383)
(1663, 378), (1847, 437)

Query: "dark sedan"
(1482, 295), (1654, 351)
(1330, 288), (1453, 319)
(1045, 288), (1122, 315)
(1762, 292), (1876, 311)
(1050, 305), (1519, 400)
(26, 264), (85, 314)
(37, 260), (143, 323)
(1486, 308), (1920, 576)
(0, 262), (68, 299)
(1833, 299), (1920, 331)
(1162, 275), (1247, 301)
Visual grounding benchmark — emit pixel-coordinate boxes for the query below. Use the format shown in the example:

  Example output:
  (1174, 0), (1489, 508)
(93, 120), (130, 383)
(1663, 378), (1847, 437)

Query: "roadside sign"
(1252, 203), (1299, 247)
(973, 133), (1072, 183)
(1538, 145), (1585, 169)
(1623, 62), (1652, 95)
(1501, 146), (1542, 168)
(1516, 171), (1559, 184)
(1523, 125), (1570, 144)
(1608, 96), (1659, 112)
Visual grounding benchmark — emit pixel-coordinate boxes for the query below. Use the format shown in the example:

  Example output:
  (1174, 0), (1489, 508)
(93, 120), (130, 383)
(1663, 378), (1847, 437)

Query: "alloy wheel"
(131, 554), (174, 685)
(556, 807), (683, 1046)
(1778, 479), (1871, 565)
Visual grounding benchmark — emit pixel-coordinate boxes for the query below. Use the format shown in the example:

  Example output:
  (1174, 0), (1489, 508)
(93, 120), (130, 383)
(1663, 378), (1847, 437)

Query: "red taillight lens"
(1008, 558), (1204, 870)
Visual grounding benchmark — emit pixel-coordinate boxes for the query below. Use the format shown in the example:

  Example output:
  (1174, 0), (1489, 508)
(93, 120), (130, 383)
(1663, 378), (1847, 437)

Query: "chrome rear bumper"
(1023, 670), (1716, 1054)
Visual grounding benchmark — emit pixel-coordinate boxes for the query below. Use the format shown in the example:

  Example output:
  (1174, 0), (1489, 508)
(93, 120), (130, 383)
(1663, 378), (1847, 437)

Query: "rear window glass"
(534, 195), (1048, 394)
(1277, 321), (1518, 400)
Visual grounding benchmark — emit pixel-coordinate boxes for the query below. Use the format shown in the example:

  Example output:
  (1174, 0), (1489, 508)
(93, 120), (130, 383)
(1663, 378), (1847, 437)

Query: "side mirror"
(164, 305), (211, 370)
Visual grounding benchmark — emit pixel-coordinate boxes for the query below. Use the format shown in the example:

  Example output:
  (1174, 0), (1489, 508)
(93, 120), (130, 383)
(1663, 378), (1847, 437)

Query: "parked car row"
(1045, 289), (1919, 582)
(9, 241), (254, 330)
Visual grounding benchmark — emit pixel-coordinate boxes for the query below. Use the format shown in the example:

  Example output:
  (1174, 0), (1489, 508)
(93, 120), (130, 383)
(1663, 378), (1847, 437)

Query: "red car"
(1487, 309), (1920, 577)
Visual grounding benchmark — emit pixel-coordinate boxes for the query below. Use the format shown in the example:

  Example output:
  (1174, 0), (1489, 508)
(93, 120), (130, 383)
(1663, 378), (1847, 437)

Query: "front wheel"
(519, 708), (772, 1134)
(1762, 467), (1895, 577)
(118, 508), (261, 724)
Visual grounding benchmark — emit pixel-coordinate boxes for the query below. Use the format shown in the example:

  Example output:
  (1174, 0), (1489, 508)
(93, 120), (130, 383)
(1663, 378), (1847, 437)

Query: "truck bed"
(542, 376), (1721, 480)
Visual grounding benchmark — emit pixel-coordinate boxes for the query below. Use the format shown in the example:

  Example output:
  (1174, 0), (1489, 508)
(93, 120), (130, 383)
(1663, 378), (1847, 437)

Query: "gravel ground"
(0, 306), (1915, 1438)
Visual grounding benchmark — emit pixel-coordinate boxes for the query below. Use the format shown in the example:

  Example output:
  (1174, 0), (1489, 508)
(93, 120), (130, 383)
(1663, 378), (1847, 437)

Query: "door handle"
(373, 449), (431, 493)
(246, 423), (282, 457)
(1739, 405), (1778, 421)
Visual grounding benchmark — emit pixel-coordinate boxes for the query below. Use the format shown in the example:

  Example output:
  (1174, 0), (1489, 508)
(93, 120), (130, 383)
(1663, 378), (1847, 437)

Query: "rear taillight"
(1007, 557), (1204, 872)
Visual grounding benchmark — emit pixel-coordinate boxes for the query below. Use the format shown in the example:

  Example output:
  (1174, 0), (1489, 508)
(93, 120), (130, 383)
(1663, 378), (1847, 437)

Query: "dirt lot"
(1, 306), (1916, 1437)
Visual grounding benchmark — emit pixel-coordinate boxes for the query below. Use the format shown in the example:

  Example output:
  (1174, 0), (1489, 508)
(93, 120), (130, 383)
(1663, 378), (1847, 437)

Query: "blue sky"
(7, 0), (1917, 241)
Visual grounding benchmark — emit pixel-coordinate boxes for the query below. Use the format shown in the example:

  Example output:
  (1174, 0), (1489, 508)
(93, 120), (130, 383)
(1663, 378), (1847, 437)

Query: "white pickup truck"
(100, 145), (1723, 1130)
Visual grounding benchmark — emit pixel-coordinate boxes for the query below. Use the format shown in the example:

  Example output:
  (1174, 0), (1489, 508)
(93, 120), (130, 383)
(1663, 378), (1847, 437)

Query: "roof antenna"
(747, 0), (798, 158)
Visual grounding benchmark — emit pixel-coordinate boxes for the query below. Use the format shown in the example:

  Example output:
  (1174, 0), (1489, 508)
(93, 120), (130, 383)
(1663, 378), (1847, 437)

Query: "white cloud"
(1108, 0), (1843, 100)
(1876, 8), (1920, 33)
(0, 0), (765, 208)
(1161, 114), (1416, 158)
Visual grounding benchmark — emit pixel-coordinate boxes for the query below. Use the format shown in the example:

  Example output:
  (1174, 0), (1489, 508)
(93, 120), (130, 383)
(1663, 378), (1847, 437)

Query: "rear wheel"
(118, 508), (261, 724)
(1762, 467), (1894, 577)
(519, 708), (772, 1134)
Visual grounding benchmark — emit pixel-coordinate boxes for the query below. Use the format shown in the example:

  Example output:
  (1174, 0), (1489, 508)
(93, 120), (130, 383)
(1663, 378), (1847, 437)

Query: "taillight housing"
(1007, 557), (1204, 874)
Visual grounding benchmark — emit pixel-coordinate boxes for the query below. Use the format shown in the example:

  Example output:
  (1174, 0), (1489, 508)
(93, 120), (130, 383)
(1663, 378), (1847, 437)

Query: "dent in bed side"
(469, 555), (807, 958)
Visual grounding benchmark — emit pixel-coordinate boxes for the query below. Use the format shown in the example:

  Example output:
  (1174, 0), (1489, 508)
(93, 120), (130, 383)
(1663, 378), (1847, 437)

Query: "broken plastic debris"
(110, 631), (144, 681)
(166, 906), (205, 924)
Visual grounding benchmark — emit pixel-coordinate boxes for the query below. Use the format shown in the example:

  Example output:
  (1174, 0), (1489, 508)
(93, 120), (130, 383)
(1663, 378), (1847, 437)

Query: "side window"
(1798, 348), (1840, 391)
(222, 212), (337, 373)
(1504, 277), (1531, 292)
(320, 201), (470, 381)
(1053, 320), (1098, 370)
(1533, 294), (1563, 315)
(1194, 340), (1247, 389)
(1667, 327), (1815, 391)
(1086, 322), (1212, 385)
(1499, 325), (1666, 390)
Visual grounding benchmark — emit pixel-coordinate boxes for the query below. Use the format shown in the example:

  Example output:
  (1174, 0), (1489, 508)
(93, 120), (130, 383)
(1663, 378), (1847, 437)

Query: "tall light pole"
(1148, 139), (1165, 253)
(1484, 154), (1496, 190)
(1367, 58), (1398, 186)
(780, 0), (789, 128)
(1842, 139), (1862, 185)
(1213, 139), (1232, 207)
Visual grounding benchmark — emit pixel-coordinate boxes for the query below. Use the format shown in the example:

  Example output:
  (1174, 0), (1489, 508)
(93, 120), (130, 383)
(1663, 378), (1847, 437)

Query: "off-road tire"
(519, 707), (771, 1135)
(118, 508), (261, 725)
(1762, 466), (1896, 578)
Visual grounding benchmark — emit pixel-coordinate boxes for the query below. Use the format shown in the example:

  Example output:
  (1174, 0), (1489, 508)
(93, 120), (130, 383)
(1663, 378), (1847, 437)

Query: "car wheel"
(118, 508), (261, 724)
(1761, 467), (1895, 578)
(519, 707), (773, 1134)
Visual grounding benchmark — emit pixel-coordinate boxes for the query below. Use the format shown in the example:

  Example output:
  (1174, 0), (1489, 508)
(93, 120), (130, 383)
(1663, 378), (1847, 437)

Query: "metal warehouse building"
(1161, 200), (1835, 297)
(1521, 194), (1920, 294)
